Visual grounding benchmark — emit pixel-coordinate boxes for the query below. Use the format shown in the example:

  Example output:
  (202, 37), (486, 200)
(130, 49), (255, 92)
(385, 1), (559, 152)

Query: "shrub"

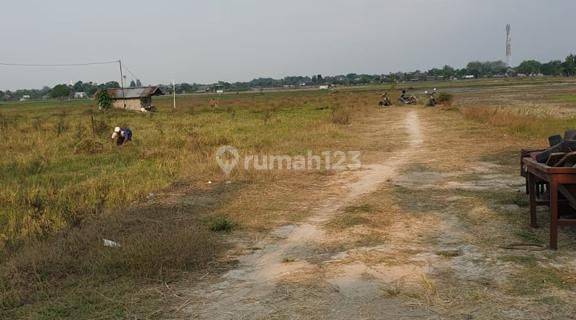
(437, 92), (454, 106)
(209, 216), (235, 232)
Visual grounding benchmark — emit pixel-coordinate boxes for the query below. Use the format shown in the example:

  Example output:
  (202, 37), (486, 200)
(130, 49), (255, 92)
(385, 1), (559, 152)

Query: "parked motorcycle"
(398, 96), (418, 104)
(378, 93), (392, 107)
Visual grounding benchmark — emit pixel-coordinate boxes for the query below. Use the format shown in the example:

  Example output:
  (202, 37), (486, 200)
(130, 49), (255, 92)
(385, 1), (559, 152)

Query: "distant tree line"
(3, 54), (576, 101)
(0, 81), (120, 101)
(165, 53), (576, 94)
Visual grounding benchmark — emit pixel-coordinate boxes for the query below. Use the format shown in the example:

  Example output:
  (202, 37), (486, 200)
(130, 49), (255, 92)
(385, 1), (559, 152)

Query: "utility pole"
(118, 59), (127, 108)
(172, 80), (176, 109)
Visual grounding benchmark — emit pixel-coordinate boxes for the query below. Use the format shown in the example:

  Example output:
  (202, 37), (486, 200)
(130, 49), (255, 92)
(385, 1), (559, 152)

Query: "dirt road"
(180, 108), (576, 320)
(183, 110), (436, 319)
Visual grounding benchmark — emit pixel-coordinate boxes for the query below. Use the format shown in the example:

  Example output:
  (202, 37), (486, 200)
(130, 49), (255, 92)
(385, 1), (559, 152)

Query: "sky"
(1, 0), (575, 90)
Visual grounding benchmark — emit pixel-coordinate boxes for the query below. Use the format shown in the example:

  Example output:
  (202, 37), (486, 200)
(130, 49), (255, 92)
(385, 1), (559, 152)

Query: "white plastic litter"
(103, 239), (121, 248)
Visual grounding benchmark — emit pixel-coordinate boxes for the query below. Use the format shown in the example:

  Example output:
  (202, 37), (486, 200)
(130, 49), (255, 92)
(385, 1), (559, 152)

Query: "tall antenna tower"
(506, 24), (512, 67)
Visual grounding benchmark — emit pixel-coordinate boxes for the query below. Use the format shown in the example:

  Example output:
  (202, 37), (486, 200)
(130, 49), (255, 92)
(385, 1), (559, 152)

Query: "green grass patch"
(344, 204), (373, 214)
(209, 216), (236, 233)
(506, 265), (570, 296)
(499, 254), (538, 267)
(514, 228), (543, 244)
(555, 94), (576, 103)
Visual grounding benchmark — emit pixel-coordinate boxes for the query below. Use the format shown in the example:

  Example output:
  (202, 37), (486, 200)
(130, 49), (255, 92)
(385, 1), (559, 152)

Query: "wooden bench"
(523, 157), (576, 249)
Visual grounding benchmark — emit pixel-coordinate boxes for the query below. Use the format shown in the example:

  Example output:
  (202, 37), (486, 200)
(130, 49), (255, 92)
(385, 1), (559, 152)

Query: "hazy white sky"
(1, 0), (575, 90)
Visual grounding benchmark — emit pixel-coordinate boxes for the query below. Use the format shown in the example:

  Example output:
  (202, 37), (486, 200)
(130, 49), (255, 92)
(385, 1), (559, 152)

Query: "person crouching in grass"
(112, 127), (132, 146)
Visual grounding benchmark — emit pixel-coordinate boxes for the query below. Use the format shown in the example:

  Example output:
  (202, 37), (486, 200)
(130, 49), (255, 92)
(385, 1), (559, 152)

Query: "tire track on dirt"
(184, 110), (424, 319)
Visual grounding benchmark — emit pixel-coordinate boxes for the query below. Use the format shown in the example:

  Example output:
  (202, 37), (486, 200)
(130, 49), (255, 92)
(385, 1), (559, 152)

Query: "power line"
(122, 64), (140, 82)
(0, 60), (119, 67)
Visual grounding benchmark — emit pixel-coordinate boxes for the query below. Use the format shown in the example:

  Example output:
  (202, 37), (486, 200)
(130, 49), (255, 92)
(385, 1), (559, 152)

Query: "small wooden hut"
(106, 87), (164, 111)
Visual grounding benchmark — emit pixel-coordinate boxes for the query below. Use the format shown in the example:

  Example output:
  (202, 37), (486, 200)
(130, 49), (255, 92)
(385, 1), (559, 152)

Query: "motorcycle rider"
(426, 88), (438, 107)
(398, 89), (406, 104)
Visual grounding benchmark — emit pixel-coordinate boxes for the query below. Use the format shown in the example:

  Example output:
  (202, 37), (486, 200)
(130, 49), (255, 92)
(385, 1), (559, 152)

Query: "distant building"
(319, 85), (329, 90)
(19, 95), (31, 101)
(105, 87), (164, 111)
(74, 92), (87, 99)
(463, 75), (475, 79)
(196, 85), (211, 93)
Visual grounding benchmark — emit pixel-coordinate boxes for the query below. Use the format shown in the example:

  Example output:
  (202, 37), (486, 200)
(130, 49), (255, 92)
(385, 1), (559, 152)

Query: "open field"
(3, 78), (576, 319)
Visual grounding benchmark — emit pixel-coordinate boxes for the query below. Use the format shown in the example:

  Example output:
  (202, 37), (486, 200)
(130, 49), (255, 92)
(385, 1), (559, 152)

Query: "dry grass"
(0, 89), (382, 318)
(436, 92), (454, 106)
(0, 184), (223, 315)
(387, 105), (576, 319)
(460, 106), (576, 138)
(330, 105), (351, 125)
(4, 80), (576, 318)
(0, 91), (372, 247)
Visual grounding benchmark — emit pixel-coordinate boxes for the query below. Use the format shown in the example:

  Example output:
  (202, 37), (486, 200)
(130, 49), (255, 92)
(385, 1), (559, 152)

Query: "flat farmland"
(3, 79), (576, 319)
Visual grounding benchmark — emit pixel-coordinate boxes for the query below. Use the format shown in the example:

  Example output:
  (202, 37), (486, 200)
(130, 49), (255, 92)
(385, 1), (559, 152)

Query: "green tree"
(49, 84), (71, 99)
(72, 81), (84, 92)
(129, 80), (136, 88)
(466, 61), (483, 77)
(95, 90), (112, 110)
(442, 65), (456, 78)
(427, 68), (443, 77)
(466, 61), (506, 77)
(516, 60), (542, 75)
(486, 61), (507, 75)
(541, 60), (564, 76)
(563, 54), (576, 76)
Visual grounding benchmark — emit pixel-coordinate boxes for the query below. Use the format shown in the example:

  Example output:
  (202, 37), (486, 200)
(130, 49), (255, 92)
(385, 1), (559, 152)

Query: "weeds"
(505, 264), (571, 296)
(209, 216), (235, 232)
(331, 106), (351, 125)
(90, 116), (110, 137)
(344, 204), (373, 213)
(74, 138), (105, 154)
(436, 92), (454, 106)
(54, 118), (68, 136)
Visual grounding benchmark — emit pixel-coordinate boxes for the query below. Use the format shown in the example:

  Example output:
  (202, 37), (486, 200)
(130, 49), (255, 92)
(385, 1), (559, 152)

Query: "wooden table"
(523, 157), (576, 249)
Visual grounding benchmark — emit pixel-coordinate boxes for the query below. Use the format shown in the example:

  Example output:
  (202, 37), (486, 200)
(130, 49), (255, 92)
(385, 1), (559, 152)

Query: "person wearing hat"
(111, 127), (132, 146)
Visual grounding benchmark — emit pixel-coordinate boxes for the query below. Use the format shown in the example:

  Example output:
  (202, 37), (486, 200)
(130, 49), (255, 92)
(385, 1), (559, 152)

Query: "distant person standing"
(111, 127), (132, 146)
